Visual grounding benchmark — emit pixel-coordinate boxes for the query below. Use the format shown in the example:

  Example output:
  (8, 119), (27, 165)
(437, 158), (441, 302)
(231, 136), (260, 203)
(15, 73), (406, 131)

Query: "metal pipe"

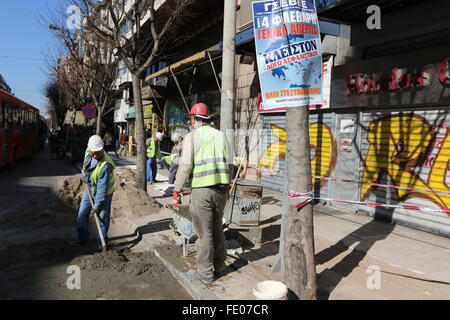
(207, 50), (222, 91)
(148, 85), (164, 116)
(169, 67), (191, 114)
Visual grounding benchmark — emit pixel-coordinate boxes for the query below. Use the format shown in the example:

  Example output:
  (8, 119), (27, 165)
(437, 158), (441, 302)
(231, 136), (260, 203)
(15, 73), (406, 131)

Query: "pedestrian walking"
(119, 130), (129, 157)
(146, 132), (163, 183)
(173, 103), (231, 283)
(104, 131), (120, 158)
(71, 135), (116, 252)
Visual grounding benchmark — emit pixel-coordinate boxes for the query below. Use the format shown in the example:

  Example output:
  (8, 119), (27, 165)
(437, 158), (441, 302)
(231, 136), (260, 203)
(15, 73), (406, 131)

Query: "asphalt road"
(0, 144), (79, 218)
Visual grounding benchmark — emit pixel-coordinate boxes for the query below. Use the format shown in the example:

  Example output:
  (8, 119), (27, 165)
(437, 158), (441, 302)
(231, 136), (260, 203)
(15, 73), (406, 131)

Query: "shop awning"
(145, 50), (221, 82)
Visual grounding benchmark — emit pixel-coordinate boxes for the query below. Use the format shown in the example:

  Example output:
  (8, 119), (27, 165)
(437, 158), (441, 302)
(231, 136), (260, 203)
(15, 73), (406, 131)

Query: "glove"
(93, 207), (101, 217)
(172, 190), (182, 211)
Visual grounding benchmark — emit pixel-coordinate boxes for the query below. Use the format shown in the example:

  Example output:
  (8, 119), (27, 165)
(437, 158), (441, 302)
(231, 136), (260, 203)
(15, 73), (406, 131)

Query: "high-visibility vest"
(83, 149), (116, 197)
(163, 154), (176, 166)
(190, 126), (230, 188)
(146, 138), (161, 159)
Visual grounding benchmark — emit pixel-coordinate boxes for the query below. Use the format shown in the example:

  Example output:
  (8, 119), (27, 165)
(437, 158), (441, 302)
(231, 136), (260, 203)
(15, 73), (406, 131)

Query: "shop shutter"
(259, 112), (335, 203)
(359, 109), (450, 235)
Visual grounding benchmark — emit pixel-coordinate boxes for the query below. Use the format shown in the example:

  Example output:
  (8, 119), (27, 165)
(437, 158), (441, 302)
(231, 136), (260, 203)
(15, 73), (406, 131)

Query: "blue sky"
(0, 1), (63, 116)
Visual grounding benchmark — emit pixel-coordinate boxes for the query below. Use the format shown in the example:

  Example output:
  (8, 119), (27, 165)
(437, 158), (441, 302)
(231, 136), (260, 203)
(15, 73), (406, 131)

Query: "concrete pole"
(220, 0), (236, 160)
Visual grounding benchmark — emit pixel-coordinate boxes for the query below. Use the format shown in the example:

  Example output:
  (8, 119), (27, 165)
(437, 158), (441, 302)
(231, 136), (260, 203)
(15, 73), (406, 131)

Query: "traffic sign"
(82, 104), (97, 119)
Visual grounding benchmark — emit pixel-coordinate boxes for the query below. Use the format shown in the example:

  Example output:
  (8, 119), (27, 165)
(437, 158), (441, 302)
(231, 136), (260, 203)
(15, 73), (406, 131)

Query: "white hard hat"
(155, 132), (164, 141)
(88, 135), (104, 152)
(172, 133), (181, 142)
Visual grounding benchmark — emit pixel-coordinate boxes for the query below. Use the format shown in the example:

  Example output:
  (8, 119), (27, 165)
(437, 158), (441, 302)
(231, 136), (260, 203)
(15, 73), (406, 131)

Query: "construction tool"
(226, 150), (248, 224)
(85, 183), (107, 252)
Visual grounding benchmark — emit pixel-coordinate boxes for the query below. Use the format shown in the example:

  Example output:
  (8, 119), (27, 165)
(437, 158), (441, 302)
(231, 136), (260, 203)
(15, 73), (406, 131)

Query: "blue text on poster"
(252, 0), (323, 111)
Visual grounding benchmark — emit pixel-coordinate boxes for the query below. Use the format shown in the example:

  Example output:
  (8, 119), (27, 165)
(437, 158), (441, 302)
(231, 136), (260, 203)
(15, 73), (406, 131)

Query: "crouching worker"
(71, 135), (115, 251)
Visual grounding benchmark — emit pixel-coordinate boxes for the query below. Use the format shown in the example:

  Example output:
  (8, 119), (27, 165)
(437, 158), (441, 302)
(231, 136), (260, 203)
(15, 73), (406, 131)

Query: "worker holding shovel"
(71, 135), (115, 252)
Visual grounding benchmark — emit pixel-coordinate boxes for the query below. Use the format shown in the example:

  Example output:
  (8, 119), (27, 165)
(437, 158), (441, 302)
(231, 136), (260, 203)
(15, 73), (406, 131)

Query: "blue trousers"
(76, 190), (113, 243)
(146, 157), (157, 182)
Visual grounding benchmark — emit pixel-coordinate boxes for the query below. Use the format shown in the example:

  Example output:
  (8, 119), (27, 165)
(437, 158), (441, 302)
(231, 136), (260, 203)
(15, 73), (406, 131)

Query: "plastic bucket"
(252, 280), (288, 300)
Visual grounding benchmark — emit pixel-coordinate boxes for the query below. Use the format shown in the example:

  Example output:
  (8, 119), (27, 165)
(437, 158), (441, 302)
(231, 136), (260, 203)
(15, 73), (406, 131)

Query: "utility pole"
(220, 0), (236, 158)
(284, 106), (317, 300)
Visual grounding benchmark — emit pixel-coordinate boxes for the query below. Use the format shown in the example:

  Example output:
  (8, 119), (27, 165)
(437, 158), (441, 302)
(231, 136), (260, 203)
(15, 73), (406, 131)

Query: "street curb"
(127, 217), (219, 300)
(153, 249), (219, 300)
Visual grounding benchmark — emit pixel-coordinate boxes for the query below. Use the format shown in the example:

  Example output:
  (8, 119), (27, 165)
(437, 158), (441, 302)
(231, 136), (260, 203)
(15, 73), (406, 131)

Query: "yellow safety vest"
(146, 138), (161, 159)
(83, 149), (116, 197)
(190, 126), (230, 188)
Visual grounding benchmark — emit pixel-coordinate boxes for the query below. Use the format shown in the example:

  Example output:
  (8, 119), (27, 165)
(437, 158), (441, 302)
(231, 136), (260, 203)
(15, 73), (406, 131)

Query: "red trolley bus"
(0, 89), (41, 167)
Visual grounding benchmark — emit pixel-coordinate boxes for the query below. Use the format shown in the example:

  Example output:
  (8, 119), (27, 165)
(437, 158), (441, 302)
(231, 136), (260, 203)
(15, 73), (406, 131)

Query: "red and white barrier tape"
(288, 191), (450, 214)
(312, 176), (450, 197)
(246, 165), (450, 197)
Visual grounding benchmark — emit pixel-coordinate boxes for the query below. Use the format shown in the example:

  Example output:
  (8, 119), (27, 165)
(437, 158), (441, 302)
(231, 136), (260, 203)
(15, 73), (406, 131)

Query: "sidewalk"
(110, 153), (450, 300)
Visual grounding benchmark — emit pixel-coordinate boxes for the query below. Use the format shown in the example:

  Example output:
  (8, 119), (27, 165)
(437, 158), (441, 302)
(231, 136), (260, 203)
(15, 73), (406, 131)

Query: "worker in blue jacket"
(71, 135), (116, 251)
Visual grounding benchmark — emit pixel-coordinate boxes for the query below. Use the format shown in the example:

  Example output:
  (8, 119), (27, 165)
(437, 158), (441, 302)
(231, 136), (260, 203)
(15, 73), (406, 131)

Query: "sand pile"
(110, 168), (162, 223)
(2, 167), (161, 226)
(71, 248), (167, 276)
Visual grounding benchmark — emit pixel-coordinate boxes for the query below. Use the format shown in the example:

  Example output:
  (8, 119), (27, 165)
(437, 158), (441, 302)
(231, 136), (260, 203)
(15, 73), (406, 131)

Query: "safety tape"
(246, 164), (450, 197)
(288, 191), (450, 214)
(312, 176), (450, 197)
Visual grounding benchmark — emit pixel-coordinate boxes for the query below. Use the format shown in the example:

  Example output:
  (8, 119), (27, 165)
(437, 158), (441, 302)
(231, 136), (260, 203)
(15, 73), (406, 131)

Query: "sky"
(0, 1), (64, 116)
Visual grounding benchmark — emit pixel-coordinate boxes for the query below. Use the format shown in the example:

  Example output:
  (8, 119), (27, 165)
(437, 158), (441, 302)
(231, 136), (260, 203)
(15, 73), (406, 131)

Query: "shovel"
(85, 184), (107, 252)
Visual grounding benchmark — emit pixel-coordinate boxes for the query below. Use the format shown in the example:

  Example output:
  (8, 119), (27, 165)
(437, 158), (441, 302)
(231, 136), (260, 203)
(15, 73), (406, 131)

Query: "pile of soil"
(71, 248), (167, 276)
(2, 167), (162, 226)
(111, 168), (162, 223)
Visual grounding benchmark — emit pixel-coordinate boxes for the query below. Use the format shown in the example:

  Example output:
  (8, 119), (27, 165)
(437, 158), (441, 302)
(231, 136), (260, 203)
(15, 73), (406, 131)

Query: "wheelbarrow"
(168, 205), (197, 257)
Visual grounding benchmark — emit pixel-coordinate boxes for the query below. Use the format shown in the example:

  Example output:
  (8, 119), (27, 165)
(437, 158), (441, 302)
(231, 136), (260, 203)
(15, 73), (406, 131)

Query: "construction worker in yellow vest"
(72, 135), (115, 251)
(146, 132), (163, 183)
(173, 103), (231, 283)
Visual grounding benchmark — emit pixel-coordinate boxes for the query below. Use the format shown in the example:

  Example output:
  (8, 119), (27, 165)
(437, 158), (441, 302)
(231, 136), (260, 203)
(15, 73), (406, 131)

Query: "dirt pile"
(51, 174), (84, 209)
(2, 167), (162, 226)
(71, 248), (167, 276)
(0, 175), (83, 227)
(111, 168), (162, 223)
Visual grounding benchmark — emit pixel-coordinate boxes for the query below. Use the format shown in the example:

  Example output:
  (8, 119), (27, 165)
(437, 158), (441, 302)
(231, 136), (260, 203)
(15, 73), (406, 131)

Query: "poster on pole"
(252, 0), (323, 112)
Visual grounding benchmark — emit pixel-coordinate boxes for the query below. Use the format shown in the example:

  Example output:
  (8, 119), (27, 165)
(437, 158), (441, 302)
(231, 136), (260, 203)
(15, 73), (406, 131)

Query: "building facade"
(0, 74), (11, 93)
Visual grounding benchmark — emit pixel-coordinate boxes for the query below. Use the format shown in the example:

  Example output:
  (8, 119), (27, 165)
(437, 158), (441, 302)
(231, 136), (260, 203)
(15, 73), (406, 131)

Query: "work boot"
(214, 263), (231, 278)
(186, 269), (214, 283)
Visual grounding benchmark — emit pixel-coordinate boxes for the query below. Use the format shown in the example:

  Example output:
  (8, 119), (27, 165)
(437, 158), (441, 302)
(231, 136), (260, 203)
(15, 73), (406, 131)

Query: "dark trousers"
(190, 187), (228, 278)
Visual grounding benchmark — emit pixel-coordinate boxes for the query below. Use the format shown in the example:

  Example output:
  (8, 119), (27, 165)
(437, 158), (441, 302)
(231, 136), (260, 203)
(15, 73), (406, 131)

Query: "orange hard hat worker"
(190, 103), (210, 120)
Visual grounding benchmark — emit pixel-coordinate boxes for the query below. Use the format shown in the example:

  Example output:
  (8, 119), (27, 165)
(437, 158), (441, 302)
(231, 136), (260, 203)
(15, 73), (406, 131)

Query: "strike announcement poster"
(252, 0), (323, 111)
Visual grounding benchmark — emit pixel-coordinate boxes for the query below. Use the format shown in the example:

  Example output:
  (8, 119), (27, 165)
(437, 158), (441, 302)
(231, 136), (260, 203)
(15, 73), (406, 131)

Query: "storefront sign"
(331, 44), (450, 108)
(252, 0), (323, 112)
(143, 104), (153, 119)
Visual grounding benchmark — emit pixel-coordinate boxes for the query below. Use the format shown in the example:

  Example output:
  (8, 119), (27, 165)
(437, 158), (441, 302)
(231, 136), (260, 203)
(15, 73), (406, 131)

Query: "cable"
(0, 55), (47, 62)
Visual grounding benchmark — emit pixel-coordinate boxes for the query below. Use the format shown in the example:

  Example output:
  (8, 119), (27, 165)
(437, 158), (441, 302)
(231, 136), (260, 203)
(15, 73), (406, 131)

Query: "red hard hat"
(190, 103), (210, 119)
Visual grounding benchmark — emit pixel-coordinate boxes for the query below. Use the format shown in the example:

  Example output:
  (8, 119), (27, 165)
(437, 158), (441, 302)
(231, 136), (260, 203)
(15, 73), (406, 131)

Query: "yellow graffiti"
(257, 125), (286, 178)
(361, 114), (450, 214)
(257, 123), (336, 186)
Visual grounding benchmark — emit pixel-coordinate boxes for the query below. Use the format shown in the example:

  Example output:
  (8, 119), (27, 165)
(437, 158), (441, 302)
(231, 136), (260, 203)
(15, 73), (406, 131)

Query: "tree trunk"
(284, 106), (317, 300)
(132, 73), (147, 192)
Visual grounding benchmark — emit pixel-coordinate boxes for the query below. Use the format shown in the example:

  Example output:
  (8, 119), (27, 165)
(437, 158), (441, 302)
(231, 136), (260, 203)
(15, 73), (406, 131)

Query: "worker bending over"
(73, 135), (115, 251)
(173, 103), (231, 283)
